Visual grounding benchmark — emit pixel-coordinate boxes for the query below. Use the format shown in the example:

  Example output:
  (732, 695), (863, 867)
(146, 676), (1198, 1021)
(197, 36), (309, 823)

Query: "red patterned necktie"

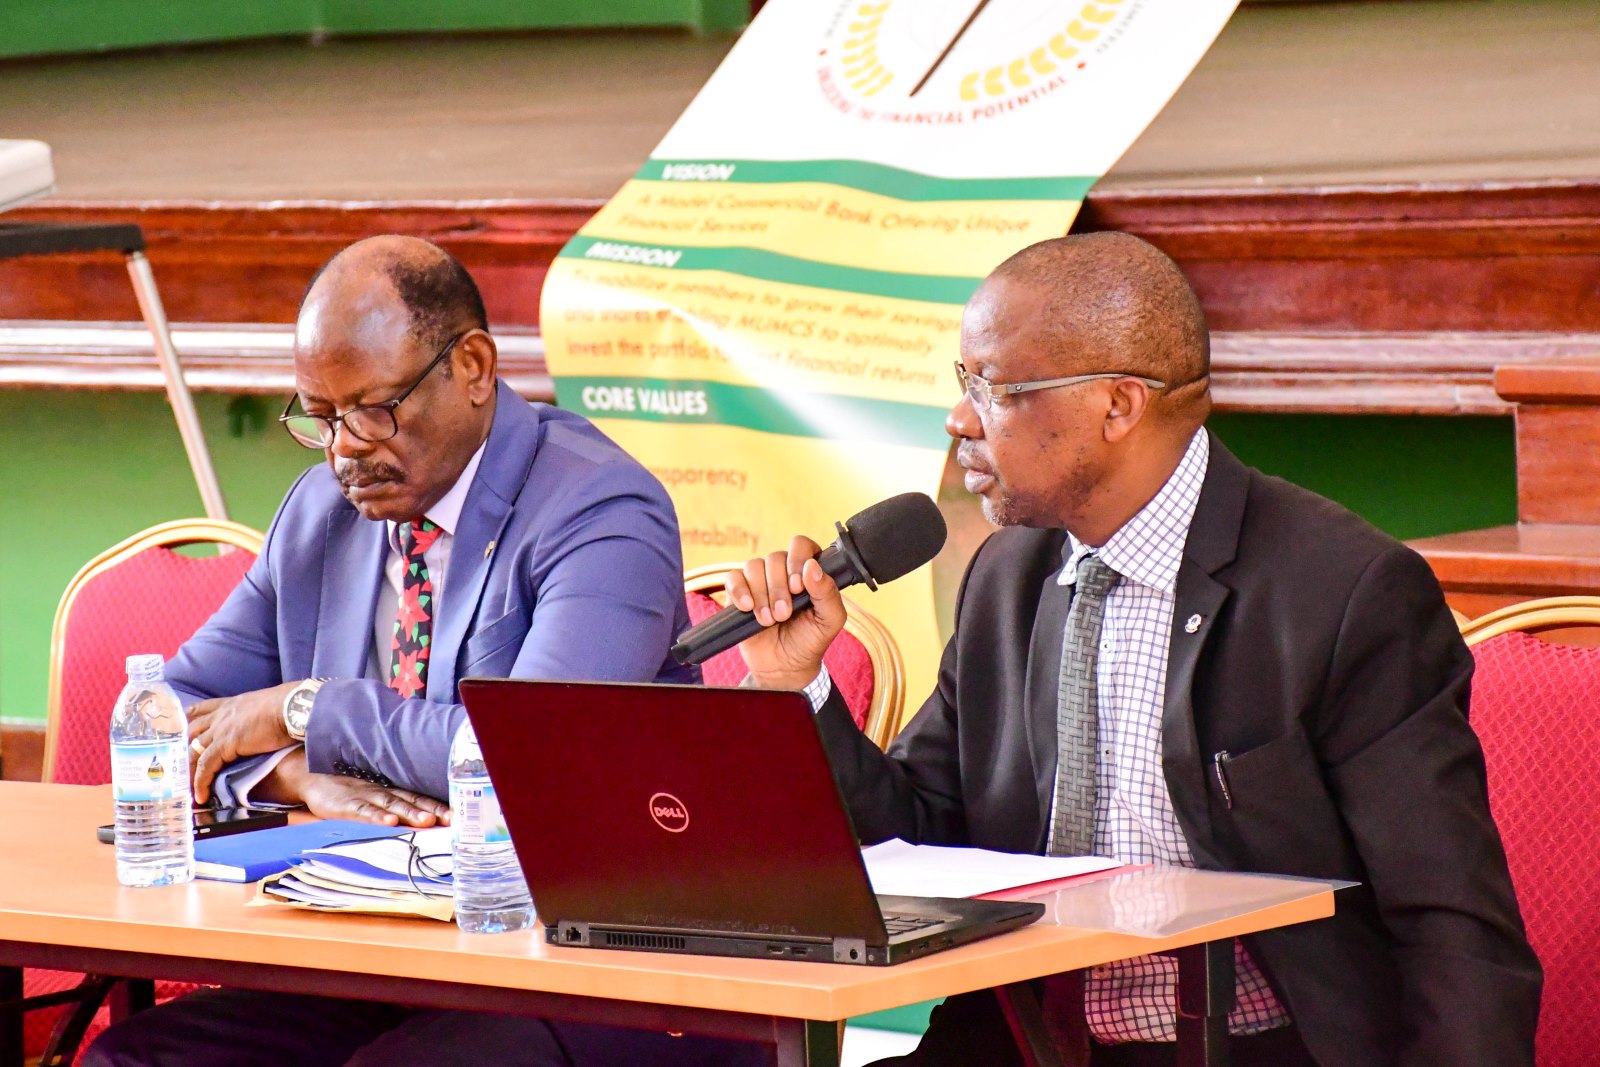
(389, 518), (441, 699)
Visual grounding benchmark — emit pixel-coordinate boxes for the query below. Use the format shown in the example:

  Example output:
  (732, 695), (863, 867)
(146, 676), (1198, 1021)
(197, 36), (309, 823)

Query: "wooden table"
(0, 782), (1335, 1067)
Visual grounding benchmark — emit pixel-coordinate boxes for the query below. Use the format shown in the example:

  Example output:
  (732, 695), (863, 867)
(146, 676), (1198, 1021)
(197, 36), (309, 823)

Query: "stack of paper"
(249, 826), (455, 921)
(861, 839), (1122, 899)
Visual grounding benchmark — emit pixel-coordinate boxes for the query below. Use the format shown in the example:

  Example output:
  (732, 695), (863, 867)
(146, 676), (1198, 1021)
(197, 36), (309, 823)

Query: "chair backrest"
(44, 519), (264, 785)
(683, 564), (906, 751)
(1459, 595), (1600, 645)
(1461, 598), (1600, 1066)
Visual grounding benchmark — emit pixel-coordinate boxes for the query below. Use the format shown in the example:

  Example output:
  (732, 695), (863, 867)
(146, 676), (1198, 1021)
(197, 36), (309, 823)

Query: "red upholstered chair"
(19, 519), (263, 1065)
(1459, 597), (1600, 1067)
(684, 563), (906, 750)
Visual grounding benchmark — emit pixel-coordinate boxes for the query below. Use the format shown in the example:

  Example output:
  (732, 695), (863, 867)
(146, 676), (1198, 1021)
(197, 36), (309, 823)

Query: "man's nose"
(946, 393), (982, 441)
(328, 421), (373, 460)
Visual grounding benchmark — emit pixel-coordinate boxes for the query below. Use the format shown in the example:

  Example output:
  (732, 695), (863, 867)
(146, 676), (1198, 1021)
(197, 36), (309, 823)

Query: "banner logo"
(822, 0), (1137, 123)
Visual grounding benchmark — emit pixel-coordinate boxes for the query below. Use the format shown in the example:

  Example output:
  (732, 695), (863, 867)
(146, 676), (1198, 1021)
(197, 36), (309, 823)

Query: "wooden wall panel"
(0, 725), (43, 782)
(3, 180), (1596, 334)
(5, 320), (1596, 416)
(1073, 181), (1600, 333)
(1494, 361), (1600, 524)
(0, 201), (598, 328)
(1512, 407), (1600, 525)
(1410, 358), (1600, 614)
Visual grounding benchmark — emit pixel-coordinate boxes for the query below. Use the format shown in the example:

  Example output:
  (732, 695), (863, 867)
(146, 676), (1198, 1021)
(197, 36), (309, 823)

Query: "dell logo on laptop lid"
(649, 792), (690, 832)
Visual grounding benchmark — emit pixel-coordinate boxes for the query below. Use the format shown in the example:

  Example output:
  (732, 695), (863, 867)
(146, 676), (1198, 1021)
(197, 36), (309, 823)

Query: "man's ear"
(455, 329), (499, 405)
(1102, 378), (1153, 443)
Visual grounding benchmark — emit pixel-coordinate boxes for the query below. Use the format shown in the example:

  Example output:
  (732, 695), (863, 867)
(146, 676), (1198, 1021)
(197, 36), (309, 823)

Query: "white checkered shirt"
(1053, 429), (1290, 1043)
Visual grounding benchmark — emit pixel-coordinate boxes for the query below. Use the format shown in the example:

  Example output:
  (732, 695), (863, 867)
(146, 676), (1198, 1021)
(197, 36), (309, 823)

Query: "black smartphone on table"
(96, 806), (288, 844)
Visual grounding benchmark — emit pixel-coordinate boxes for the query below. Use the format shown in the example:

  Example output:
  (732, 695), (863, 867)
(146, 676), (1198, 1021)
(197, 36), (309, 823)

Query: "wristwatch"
(282, 679), (327, 742)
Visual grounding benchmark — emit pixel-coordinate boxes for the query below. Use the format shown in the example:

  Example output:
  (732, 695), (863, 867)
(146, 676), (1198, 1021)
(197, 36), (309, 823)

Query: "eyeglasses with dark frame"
(279, 331), (467, 449)
(953, 361), (1167, 413)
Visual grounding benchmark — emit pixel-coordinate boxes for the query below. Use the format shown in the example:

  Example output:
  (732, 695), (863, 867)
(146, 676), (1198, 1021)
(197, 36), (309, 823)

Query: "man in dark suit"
(728, 232), (1540, 1066)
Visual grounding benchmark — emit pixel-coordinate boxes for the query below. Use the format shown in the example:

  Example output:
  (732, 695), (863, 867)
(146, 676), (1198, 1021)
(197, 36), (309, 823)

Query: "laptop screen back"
(459, 678), (886, 941)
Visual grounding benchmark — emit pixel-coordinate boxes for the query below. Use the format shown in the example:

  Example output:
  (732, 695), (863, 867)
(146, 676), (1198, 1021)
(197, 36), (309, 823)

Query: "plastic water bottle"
(449, 718), (533, 933)
(109, 654), (194, 887)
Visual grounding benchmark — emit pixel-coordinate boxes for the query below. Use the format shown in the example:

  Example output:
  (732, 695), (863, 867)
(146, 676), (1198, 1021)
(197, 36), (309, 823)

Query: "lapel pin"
(484, 539), (495, 560)
(1184, 613), (1203, 633)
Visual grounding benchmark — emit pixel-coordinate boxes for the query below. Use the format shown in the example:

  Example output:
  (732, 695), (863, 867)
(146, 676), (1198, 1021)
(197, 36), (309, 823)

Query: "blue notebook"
(193, 820), (408, 882)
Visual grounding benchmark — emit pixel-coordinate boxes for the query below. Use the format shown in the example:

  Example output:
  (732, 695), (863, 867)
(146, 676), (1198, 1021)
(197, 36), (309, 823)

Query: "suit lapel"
(1021, 534), (1072, 847)
(1164, 562), (1229, 865)
(314, 508), (386, 679)
(426, 381), (540, 702)
(1161, 432), (1249, 868)
(428, 490), (512, 701)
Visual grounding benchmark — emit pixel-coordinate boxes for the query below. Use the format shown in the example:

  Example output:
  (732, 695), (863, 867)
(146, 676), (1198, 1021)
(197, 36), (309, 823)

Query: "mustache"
(956, 444), (991, 474)
(335, 460), (406, 487)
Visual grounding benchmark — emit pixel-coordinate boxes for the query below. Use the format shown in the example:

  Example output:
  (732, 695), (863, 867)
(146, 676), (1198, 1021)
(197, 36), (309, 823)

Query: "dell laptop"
(458, 678), (1044, 966)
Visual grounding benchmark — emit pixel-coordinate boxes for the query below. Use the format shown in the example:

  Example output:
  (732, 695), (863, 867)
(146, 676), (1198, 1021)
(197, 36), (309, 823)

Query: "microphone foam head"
(846, 492), (948, 585)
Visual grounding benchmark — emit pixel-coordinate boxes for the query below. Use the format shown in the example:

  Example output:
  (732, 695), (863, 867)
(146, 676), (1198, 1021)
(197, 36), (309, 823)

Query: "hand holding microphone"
(672, 492), (947, 689)
(722, 535), (851, 690)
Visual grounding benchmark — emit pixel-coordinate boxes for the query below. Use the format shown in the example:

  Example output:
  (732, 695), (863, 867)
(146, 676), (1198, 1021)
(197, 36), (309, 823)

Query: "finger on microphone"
(801, 558), (845, 626)
(763, 550), (792, 621)
(740, 557), (772, 623)
(786, 535), (821, 597)
(725, 569), (753, 613)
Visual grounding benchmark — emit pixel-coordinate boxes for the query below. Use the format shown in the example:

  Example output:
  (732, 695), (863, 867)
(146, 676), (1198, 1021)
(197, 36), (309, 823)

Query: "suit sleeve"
(815, 541), (1001, 845)
(304, 473), (687, 800)
(1316, 545), (1541, 1066)
(817, 637), (968, 845)
(165, 472), (309, 706)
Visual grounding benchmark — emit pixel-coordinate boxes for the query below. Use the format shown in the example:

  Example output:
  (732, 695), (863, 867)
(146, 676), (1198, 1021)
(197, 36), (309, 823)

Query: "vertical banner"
(543, 0), (1240, 706)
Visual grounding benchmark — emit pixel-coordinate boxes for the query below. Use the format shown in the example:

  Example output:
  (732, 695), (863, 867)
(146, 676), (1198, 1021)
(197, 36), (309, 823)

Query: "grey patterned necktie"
(1049, 553), (1121, 858)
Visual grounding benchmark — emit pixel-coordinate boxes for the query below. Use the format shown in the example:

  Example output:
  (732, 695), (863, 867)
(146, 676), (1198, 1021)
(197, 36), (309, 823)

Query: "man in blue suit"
(172, 234), (696, 817)
(85, 237), (766, 1066)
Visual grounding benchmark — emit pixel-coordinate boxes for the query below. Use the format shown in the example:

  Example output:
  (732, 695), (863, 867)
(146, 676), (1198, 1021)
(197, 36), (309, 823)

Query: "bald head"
(301, 235), (487, 356)
(985, 232), (1210, 424)
(290, 235), (499, 523)
(950, 232), (1214, 540)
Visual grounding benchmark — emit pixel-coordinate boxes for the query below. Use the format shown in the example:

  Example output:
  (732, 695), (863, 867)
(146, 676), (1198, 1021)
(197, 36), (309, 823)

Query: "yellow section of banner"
(588, 181), (1082, 277)
(542, 257), (961, 407)
(586, 418), (949, 709)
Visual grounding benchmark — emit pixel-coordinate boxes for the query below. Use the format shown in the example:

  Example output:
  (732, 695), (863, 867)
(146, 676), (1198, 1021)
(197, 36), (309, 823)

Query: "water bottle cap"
(125, 654), (165, 681)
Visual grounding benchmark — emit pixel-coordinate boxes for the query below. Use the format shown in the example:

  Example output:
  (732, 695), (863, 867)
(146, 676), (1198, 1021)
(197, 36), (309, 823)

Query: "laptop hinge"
(832, 938), (869, 964)
(555, 921), (591, 946)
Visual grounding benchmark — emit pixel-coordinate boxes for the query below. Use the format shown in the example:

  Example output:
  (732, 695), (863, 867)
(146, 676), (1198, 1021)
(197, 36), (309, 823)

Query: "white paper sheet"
(861, 839), (1121, 899)
(299, 826), (453, 883)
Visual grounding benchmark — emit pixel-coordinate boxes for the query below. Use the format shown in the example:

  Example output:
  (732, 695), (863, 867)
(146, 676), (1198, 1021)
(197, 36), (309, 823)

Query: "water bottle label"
(450, 780), (512, 845)
(111, 739), (189, 802)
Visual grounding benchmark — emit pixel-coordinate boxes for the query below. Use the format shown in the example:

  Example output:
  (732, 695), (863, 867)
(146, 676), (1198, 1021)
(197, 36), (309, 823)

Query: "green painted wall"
(1208, 412), (1517, 543)
(0, 396), (1516, 727)
(0, 0), (748, 59)
(1, 392), (316, 725)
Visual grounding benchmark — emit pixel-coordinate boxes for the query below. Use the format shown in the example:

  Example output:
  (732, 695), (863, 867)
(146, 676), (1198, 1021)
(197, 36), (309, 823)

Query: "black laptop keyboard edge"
(881, 912), (944, 935)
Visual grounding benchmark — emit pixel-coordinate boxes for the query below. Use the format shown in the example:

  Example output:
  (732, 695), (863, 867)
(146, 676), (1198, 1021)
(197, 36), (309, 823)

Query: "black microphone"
(670, 492), (948, 666)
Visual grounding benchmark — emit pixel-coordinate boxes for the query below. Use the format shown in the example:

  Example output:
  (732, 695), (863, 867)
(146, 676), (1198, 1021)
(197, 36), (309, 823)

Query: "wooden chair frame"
(1458, 595), (1600, 647)
(684, 563), (906, 750)
(42, 517), (265, 783)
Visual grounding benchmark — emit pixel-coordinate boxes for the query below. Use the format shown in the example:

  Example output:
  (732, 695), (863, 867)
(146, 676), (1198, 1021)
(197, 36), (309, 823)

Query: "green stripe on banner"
(635, 158), (1097, 203)
(561, 235), (982, 305)
(554, 376), (950, 449)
